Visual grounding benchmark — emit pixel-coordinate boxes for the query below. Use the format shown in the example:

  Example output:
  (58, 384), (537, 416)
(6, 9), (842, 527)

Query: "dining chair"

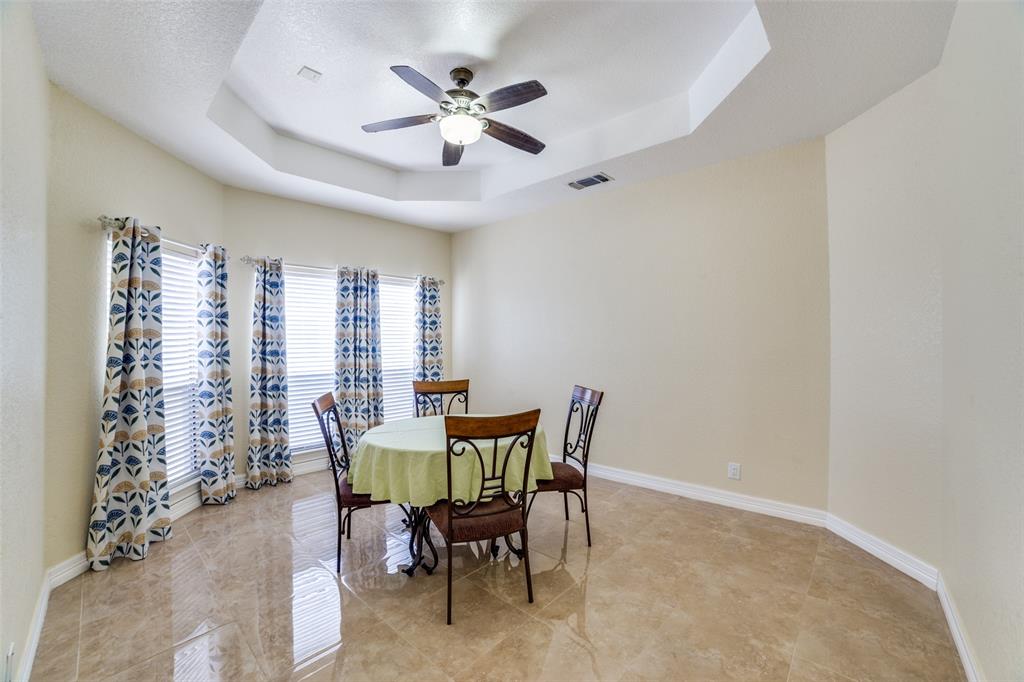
(426, 409), (541, 624)
(528, 385), (604, 546)
(412, 379), (470, 416)
(312, 392), (389, 573)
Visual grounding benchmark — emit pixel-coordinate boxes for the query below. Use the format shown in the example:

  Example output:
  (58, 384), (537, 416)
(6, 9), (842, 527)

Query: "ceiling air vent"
(568, 172), (614, 190)
(297, 65), (322, 83)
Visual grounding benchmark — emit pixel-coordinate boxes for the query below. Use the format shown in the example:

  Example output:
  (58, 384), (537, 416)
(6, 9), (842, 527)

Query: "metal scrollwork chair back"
(427, 409), (541, 624)
(528, 385), (604, 547)
(312, 392), (351, 475)
(312, 392), (388, 573)
(412, 379), (470, 417)
(563, 385), (603, 472)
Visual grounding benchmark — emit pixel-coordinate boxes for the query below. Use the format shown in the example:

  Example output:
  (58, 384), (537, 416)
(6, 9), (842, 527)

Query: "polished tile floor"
(33, 471), (964, 681)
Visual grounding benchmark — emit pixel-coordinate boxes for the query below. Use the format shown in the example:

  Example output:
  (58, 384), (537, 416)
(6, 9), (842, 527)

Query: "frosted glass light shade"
(438, 113), (483, 145)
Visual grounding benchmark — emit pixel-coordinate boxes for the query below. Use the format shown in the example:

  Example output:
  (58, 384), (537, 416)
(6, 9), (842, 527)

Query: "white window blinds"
(284, 265), (336, 452)
(161, 248), (200, 485)
(379, 275), (416, 421)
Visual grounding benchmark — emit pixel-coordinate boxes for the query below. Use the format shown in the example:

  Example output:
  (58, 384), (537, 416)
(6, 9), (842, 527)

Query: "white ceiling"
(227, 1), (754, 170)
(31, 1), (956, 231)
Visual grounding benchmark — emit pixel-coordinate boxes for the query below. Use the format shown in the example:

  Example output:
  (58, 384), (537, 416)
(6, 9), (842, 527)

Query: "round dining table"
(350, 415), (554, 574)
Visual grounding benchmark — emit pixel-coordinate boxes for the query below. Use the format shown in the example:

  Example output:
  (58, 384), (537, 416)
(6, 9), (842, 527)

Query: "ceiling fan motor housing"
(449, 67), (474, 88)
(446, 67), (484, 112)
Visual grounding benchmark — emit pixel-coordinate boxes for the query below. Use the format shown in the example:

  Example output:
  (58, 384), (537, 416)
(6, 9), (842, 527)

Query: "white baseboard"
(16, 575), (49, 682)
(587, 462), (828, 526)
(46, 552), (88, 590)
(824, 513), (938, 589)
(16, 549), (90, 680)
(937, 573), (980, 682)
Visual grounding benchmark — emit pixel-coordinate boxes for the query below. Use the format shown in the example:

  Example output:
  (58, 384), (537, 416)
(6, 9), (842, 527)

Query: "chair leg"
(446, 539), (453, 625)
(346, 509), (353, 540)
(563, 492), (569, 520)
(521, 529), (534, 604)
(336, 510), (343, 574)
(583, 486), (592, 547)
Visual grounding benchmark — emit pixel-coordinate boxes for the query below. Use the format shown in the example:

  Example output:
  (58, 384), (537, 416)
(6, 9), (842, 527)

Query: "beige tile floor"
(33, 471), (965, 681)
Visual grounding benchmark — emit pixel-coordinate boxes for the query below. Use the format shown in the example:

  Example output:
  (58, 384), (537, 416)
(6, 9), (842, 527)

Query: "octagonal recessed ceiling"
(226, 1), (758, 171)
(31, 0), (956, 230)
(211, 0), (769, 204)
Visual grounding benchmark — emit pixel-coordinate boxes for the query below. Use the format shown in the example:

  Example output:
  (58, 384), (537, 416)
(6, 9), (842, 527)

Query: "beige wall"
(221, 187), (452, 458)
(0, 3), (50, 676)
(452, 139), (831, 510)
(825, 52), (945, 563)
(939, 4), (1023, 678)
(825, 2), (1023, 678)
(45, 86), (225, 566)
(43, 88), (451, 568)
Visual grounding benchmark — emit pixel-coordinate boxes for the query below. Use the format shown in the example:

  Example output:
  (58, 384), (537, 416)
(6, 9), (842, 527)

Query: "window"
(379, 275), (417, 420)
(283, 269), (419, 452)
(160, 247), (201, 485)
(284, 265), (336, 452)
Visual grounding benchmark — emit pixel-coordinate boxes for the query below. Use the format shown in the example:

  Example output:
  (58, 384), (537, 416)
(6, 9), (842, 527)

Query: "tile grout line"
(74, 576), (84, 681)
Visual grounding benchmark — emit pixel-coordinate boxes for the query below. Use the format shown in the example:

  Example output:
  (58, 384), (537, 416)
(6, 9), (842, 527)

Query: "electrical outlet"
(727, 462), (742, 480)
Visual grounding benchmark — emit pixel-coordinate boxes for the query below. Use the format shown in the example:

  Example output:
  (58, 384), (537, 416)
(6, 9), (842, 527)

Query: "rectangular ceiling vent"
(297, 65), (322, 83)
(568, 172), (614, 190)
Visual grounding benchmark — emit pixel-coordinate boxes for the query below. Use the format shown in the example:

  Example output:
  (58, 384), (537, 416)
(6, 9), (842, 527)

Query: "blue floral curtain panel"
(335, 267), (384, 450)
(196, 244), (236, 503)
(414, 276), (444, 382)
(247, 257), (291, 488)
(87, 217), (171, 571)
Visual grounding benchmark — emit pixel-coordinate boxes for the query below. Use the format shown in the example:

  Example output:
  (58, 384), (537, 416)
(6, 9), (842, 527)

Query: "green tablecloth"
(350, 415), (553, 507)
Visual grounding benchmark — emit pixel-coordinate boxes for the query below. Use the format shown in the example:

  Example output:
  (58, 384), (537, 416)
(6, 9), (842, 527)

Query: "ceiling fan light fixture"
(361, 65), (547, 165)
(438, 113), (482, 145)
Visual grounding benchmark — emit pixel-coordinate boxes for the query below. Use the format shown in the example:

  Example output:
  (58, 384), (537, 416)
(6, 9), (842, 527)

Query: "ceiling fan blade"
(442, 141), (463, 167)
(483, 119), (545, 155)
(390, 65), (453, 104)
(361, 114), (435, 133)
(472, 80), (547, 114)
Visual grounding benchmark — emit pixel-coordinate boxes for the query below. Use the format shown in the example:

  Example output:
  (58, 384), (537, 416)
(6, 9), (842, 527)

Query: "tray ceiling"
(32, 1), (955, 230)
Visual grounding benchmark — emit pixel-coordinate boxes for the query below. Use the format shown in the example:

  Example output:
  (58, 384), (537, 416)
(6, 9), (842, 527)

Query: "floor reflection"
(291, 566), (342, 668)
(32, 472), (966, 681)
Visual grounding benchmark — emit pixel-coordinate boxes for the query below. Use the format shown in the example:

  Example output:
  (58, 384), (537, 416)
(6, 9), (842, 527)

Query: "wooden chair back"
(413, 379), (470, 417)
(443, 409), (540, 526)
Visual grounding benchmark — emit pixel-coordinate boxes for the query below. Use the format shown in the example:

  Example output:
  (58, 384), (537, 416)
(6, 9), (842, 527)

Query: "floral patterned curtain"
(87, 217), (171, 571)
(247, 257), (291, 488)
(335, 267), (383, 451)
(414, 276), (444, 382)
(196, 243), (235, 503)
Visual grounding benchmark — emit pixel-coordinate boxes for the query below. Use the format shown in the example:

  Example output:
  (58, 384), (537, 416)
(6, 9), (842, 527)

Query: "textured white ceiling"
(226, 0), (753, 170)
(31, 1), (956, 230)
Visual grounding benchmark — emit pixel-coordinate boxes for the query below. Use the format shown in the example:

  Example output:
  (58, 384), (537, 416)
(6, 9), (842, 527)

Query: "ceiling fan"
(361, 66), (547, 167)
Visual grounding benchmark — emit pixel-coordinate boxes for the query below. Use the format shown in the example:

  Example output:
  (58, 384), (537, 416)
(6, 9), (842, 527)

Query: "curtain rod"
(97, 216), (212, 258)
(238, 255), (446, 285)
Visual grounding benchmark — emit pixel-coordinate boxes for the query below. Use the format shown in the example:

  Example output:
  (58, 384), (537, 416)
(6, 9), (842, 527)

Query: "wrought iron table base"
(400, 505), (438, 576)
